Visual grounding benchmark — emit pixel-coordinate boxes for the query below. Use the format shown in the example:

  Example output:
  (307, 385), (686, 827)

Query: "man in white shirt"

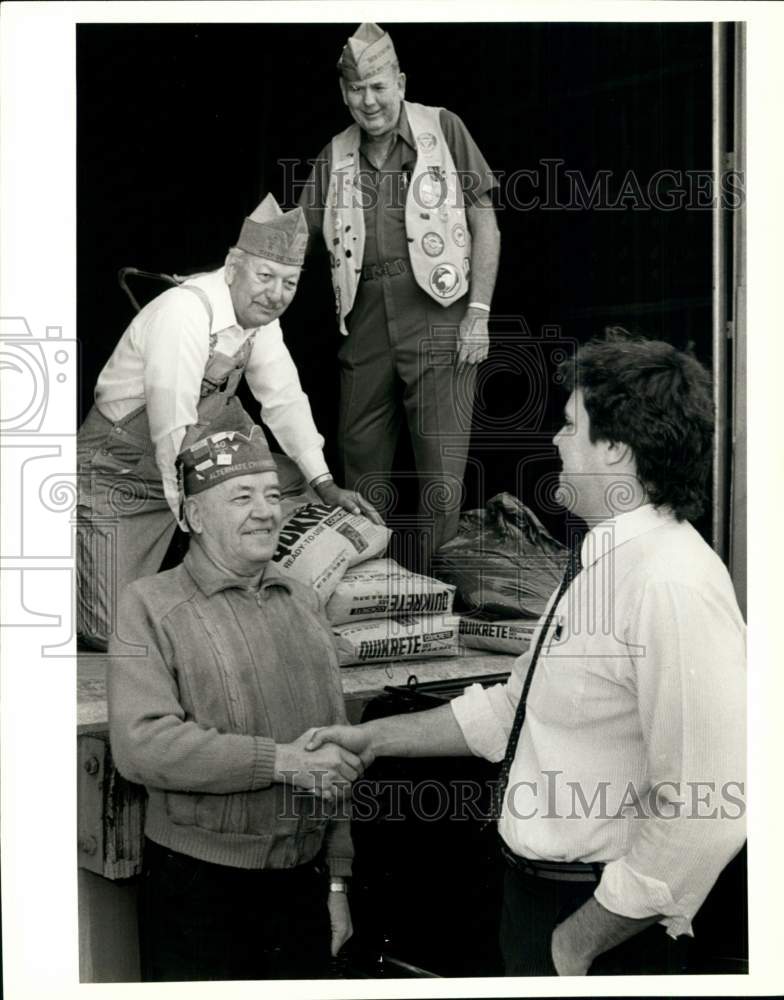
(306, 332), (747, 975)
(77, 193), (379, 650)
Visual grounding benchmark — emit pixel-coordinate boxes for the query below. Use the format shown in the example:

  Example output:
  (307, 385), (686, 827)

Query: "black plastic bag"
(432, 493), (568, 619)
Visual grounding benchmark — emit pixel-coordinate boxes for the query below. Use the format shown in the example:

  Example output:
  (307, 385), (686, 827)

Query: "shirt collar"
(183, 539), (293, 598)
(579, 504), (676, 571)
(183, 266), (241, 337)
(359, 103), (416, 156)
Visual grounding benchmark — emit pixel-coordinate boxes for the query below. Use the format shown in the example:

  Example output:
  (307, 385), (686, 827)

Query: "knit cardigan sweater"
(108, 542), (353, 876)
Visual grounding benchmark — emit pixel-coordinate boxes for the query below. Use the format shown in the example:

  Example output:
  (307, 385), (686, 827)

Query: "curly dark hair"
(559, 329), (714, 521)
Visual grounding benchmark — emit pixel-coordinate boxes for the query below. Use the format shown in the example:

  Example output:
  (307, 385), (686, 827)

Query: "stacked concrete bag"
(458, 617), (537, 655)
(271, 500), (392, 604)
(325, 558), (461, 666)
(272, 501), (532, 665)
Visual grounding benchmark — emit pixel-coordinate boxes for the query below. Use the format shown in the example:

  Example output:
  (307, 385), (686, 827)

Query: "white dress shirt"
(95, 268), (328, 514)
(451, 504), (746, 937)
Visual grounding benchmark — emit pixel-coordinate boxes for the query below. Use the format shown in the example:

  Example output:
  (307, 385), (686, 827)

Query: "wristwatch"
(329, 879), (348, 894)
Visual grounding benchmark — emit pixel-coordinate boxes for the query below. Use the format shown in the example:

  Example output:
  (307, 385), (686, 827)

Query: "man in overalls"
(298, 22), (501, 569)
(77, 193), (379, 650)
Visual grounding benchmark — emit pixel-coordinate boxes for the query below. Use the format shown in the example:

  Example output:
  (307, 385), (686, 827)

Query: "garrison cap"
(178, 423), (278, 498)
(338, 22), (398, 81)
(236, 193), (308, 267)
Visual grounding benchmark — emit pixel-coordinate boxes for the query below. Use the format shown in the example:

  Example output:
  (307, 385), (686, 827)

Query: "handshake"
(274, 700), (461, 798)
(274, 723), (375, 800)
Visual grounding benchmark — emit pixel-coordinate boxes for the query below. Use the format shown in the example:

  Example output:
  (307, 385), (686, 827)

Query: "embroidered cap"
(338, 22), (398, 81)
(177, 423), (278, 498)
(236, 193), (308, 267)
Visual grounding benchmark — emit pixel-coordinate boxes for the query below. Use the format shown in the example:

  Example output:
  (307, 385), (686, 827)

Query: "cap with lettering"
(338, 22), (398, 81)
(178, 423), (278, 498)
(236, 193), (308, 267)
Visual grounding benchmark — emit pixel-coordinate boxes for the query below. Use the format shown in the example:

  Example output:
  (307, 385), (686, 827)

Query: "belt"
(500, 841), (605, 883)
(361, 258), (409, 281)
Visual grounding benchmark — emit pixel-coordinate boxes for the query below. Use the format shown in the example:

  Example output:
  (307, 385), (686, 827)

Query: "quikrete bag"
(332, 614), (460, 666)
(325, 558), (456, 625)
(459, 617), (537, 655)
(272, 502), (391, 602)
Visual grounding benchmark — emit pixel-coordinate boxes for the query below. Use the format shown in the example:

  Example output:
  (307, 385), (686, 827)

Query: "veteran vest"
(323, 101), (472, 335)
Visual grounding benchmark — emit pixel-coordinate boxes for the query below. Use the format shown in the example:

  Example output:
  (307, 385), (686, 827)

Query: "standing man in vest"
(299, 22), (501, 568)
(77, 194), (380, 650)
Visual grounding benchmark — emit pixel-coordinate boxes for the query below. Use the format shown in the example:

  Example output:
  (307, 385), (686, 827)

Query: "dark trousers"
(339, 270), (475, 568)
(500, 867), (692, 976)
(139, 839), (332, 982)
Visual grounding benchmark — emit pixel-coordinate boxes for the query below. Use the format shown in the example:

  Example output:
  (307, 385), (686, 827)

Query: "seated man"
(108, 423), (361, 981)
(78, 193), (379, 649)
(308, 332), (747, 976)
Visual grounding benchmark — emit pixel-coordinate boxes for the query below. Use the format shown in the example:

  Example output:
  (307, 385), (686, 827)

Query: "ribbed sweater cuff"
(251, 737), (277, 789)
(327, 855), (354, 878)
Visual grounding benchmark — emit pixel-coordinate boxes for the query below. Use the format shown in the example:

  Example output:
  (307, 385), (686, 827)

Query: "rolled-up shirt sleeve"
(243, 320), (329, 482)
(594, 579), (747, 937)
(450, 648), (534, 762)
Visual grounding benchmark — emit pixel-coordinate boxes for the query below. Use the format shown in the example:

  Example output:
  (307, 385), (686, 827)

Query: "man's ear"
(605, 440), (633, 467)
(224, 253), (236, 285)
(183, 496), (202, 534)
(338, 77), (349, 107)
(397, 71), (407, 97)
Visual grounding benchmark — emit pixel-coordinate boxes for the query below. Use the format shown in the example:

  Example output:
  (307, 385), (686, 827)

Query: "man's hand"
(457, 307), (490, 367)
(327, 890), (353, 957)
(274, 728), (365, 800)
(314, 479), (384, 525)
(549, 895), (662, 975)
(550, 918), (593, 976)
(306, 724), (376, 768)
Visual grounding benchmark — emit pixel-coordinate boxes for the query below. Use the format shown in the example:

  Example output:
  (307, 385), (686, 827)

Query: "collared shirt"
(95, 267), (328, 513)
(183, 540), (292, 599)
(299, 106), (497, 264)
(451, 504), (746, 937)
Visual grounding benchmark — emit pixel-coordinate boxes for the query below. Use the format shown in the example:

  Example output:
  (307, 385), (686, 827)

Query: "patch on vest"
(452, 223), (467, 248)
(421, 232), (445, 257)
(429, 263), (461, 298)
(416, 132), (438, 153)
